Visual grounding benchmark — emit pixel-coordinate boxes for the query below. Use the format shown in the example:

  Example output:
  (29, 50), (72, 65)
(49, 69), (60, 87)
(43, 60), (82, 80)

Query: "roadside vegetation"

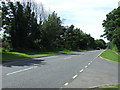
(100, 49), (120, 62)
(100, 6), (120, 63)
(1, 1), (106, 62)
(0, 1), (119, 89)
(89, 85), (120, 90)
(101, 6), (120, 52)
(2, 50), (85, 63)
(97, 85), (120, 90)
(99, 6), (120, 87)
(99, 85), (120, 89)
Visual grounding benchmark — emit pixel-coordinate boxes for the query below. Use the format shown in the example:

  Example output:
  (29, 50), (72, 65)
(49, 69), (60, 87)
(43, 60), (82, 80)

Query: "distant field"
(100, 49), (120, 62)
(2, 50), (84, 63)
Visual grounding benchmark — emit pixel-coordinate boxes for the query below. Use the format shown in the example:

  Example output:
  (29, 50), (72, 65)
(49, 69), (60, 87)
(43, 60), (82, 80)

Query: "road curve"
(2, 50), (118, 88)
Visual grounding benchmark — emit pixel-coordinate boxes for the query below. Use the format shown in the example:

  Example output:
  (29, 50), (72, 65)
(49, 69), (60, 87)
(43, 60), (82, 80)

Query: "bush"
(2, 40), (13, 52)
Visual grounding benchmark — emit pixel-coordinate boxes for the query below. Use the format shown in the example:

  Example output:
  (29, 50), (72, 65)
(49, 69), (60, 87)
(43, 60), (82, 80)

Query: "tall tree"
(1, 1), (100, 51)
(41, 11), (62, 51)
(95, 39), (106, 49)
(102, 7), (120, 51)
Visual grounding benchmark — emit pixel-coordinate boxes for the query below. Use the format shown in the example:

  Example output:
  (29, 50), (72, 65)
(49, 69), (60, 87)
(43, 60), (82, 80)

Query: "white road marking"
(34, 64), (39, 66)
(91, 61), (93, 63)
(92, 50), (105, 61)
(64, 57), (71, 60)
(85, 66), (88, 68)
(80, 69), (84, 72)
(64, 83), (69, 86)
(81, 53), (85, 55)
(97, 50), (105, 57)
(43, 56), (58, 59)
(6, 66), (38, 75)
(33, 56), (58, 60)
(73, 74), (78, 79)
(88, 63), (91, 65)
(72, 55), (76, 57)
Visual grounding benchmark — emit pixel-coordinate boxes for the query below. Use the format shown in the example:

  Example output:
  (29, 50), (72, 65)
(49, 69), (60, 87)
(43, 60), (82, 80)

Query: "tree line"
(102, 6), (120, 52)
(1, 1), (106, 52)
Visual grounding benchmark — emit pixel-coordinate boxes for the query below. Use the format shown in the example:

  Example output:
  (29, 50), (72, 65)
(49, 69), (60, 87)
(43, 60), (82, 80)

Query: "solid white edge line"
(92, 50), (105, 61)
(80, 69), (84, 72)
(73, 74), (78, 79)
(64, 83), (69, 86)
(6, 66), (38, 75)
(97, 50), (105, 57)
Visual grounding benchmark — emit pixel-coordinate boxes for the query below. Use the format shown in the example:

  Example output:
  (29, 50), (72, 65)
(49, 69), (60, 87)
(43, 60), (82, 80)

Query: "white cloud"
(39, 0), (119, 42)
(34, 0), (54, 4)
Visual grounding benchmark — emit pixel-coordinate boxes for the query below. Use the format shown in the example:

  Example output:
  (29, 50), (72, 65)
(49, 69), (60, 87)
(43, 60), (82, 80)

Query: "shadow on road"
(2, 52), (84, 67)
(2, 58), (46, 67)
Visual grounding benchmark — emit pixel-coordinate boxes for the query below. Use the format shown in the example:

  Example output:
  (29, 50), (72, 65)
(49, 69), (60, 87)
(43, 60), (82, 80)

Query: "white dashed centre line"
(80, 69), (84, 73)
(64, 83), (69, 86)
(63, 51), (104, 88)
(6, 66), (38, 75)
(73, 74), (78, 79)
(85, 66), (88, 68)
(88, 63), (91, 65)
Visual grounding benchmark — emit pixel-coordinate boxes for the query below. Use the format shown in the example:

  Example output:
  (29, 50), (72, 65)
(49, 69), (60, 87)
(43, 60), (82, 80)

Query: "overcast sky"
(34, 0), (119, 42)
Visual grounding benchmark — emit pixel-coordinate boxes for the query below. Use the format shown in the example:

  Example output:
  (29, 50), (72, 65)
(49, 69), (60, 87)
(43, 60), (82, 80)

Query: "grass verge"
(100, 49), (120, 62)
(100, 85), (120, 88)
(88, 85), (120, 90)
(2, 50), (85, 63)
(97, 85), (120, 90)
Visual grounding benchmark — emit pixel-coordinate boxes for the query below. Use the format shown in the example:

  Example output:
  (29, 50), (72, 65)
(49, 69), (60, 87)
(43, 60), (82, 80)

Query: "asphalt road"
(63, 57), (119, 88)
(2, 50), (119, 88)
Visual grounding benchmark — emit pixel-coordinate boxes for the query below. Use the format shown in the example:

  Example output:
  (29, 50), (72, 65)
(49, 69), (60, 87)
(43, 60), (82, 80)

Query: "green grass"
(98, 85), (120, 90)
(88, 85), (120, 90)
(100, 85), (120, 88)
(112, 45), (119, 52)
(2, 50), (84, 63)
(100, 49), (120, 62)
